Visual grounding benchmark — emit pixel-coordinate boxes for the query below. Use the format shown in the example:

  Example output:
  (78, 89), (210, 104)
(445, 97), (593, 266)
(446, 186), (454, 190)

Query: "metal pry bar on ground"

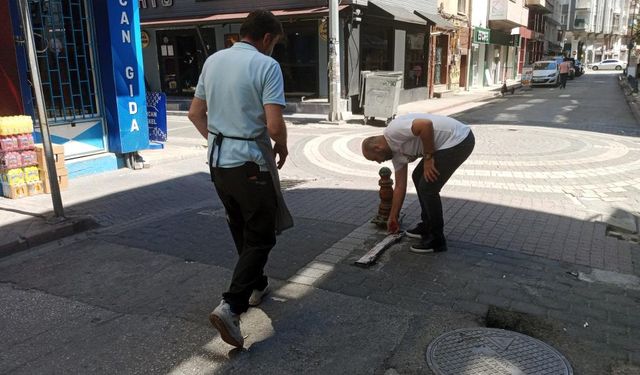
(355, 232), (404, 267)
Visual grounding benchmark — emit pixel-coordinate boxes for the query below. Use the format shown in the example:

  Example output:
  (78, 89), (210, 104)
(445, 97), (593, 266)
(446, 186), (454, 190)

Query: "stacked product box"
(35, 143), (67, 194)
(0, 116), (43, 199)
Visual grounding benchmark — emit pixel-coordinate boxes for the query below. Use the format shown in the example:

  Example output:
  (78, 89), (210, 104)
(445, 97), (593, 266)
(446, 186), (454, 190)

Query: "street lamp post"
(328, 0), (344, 122)
(17, 0), (65, 217)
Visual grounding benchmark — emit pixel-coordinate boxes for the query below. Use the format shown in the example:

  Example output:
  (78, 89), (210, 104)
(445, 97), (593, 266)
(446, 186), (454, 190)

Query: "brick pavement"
(1, 71), (639, 374)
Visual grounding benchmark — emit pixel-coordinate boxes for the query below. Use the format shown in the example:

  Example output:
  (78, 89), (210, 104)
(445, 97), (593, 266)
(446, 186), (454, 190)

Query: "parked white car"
(589, 59), (627, 71)
(531, 61), (559, 86)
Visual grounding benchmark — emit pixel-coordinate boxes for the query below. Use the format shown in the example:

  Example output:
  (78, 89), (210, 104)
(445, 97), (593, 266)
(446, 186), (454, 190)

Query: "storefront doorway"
(272, 21), (319, 98)
(435, 35), (448, 85)
(157, 29), (214, 96)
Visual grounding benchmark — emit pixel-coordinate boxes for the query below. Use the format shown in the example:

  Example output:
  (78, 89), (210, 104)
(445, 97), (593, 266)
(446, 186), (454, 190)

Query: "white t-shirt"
(383, 113), (471, 171)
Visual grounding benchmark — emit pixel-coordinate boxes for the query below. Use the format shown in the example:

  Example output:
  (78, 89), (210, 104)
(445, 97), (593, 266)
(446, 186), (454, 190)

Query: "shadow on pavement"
(0, 173), (639, 374)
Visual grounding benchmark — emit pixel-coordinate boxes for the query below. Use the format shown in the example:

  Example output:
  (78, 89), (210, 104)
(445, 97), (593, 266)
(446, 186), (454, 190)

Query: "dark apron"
(209, 130), (294, 234)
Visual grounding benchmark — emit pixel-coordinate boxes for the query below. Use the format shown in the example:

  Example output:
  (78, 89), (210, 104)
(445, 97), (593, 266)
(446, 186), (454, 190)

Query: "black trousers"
(560, 73), (568, 88)
(210, 162), (277, 314)
(411, 131), (475, 240)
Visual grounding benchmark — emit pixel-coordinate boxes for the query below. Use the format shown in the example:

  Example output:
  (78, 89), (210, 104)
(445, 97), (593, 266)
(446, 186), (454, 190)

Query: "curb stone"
(0, 215), (99, 259)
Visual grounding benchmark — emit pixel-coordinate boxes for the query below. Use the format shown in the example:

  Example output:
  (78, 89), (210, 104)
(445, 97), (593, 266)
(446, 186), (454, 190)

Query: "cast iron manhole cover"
(426, 328), (573, 375)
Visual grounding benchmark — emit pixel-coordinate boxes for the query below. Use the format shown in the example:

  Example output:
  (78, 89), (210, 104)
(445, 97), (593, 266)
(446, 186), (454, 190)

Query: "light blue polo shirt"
(194, 42), (286, 169)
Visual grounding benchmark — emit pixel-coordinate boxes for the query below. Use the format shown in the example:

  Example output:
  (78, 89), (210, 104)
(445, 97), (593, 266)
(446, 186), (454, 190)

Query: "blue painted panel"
(33, 120), (106, 158)
(147, 92), (167, 142)
(93, 0), (149, 154)
(65, 153), (121, 179)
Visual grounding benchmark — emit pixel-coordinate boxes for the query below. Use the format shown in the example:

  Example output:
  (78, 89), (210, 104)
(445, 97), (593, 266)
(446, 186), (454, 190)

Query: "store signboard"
(147, 92), (167, 142)
(473, 27), (490, 44)
(95, 0), (149, 153)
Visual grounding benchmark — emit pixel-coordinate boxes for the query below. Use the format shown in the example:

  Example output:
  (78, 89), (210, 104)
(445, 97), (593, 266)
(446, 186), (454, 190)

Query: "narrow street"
(1, 71), (639, 374)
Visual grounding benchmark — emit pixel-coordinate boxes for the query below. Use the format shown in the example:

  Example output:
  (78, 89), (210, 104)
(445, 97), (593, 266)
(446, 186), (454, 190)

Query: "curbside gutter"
(0, 216), (99, 259)
(618, 75), (640, 126)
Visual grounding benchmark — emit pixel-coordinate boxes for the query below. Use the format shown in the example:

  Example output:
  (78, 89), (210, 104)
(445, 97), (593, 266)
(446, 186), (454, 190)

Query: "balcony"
(575, 0), (590, 10)
(525, 0), (552, 13)
(489, 0), (530, 30)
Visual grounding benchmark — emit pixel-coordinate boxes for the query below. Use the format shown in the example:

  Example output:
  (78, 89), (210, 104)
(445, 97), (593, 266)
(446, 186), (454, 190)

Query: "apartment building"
(560, 0), (631, 63)
(468, 0), (529, 87)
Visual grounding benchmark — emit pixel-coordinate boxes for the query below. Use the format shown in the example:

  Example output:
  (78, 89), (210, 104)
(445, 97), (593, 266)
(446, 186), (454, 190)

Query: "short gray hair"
(361, 136), (379, 154)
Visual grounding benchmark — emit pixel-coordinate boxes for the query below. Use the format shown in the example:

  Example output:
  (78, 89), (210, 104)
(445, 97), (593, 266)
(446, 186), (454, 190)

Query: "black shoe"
(406, 222), (427, 239)
(410, 237), (447, 254)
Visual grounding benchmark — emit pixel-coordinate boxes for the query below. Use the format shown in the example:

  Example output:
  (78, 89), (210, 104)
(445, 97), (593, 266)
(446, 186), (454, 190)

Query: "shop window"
(361, 25), (393, 71)
(28, 0), (99, 123)
(272, 21), (319, 97)
(405, 32), (427, 89)
(157, 29), (213, 96)
(458, 0), (467, 14)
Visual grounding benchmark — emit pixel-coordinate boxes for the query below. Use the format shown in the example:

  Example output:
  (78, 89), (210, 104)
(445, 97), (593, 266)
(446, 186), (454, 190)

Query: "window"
(574, 18), (586, 28)
(361, 25), (393, 71)
(272, 21), (319, 97)
(405, 32), (426, 89)
(534, 62), (557, 70)
(458, 0), (467, 14)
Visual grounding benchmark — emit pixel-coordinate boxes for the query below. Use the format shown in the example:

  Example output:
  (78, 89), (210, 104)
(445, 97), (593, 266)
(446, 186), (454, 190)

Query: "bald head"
(362, 135), (392, 163)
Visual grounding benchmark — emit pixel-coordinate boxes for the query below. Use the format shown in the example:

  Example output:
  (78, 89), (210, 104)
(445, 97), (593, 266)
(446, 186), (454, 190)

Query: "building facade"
(560, 0), (631, 63)
(469, 0), (529, 87)
(138, 0), (459, 110)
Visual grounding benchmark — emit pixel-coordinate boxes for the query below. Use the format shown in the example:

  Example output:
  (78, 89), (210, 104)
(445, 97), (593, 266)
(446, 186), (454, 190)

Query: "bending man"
(362, 113), (474, 253)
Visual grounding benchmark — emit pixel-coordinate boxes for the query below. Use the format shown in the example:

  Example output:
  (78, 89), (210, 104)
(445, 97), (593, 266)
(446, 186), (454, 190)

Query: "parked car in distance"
(532, 61), (560, 86)
(589, 59), (627, 70)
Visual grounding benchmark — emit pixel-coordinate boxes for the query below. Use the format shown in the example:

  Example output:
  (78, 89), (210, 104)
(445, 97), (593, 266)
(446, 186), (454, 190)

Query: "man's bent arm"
(264, 104), (287, 145)
(188, 97), (209, 139)
(390, 165), (408, 221)
(411, 119), (435, 155)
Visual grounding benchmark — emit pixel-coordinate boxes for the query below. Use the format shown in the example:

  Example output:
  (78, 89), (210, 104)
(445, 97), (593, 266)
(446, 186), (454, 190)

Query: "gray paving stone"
(476, 293), (511, 309)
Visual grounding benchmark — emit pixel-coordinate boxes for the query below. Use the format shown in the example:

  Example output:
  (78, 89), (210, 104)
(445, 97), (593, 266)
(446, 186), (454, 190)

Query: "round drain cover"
(426, 328), (573, 375)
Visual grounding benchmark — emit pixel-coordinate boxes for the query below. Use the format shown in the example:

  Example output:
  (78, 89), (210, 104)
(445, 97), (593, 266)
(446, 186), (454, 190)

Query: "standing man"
(188, 10), (293, 348)
(362, 114), (474, 253)
(559, 57), (571, 89)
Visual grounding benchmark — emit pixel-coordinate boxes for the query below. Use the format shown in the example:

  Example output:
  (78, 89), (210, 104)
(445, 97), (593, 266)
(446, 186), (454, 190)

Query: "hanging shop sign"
(95, 0), (149, 153)
(473, 27), (490, 44)
(147, 92), (167, 142)
(139, 0), (173, 8)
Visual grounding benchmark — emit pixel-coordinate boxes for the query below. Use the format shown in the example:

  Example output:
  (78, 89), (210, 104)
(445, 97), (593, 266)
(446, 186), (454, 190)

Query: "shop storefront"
(139, 2), (338, 103)
(487, 29), (519, 84)
(6, 0), (150, 177)
(470, 27), (490, 87)
(140, 0), (437, 110)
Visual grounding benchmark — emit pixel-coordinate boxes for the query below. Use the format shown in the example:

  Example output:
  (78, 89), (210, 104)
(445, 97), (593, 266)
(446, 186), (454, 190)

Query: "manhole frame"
(426, 327), (573, 375)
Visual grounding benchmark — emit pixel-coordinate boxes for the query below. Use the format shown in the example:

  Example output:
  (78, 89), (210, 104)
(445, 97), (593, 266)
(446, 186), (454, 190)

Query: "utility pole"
(328, 0), (344, 122)
(17, 0), (65, 217)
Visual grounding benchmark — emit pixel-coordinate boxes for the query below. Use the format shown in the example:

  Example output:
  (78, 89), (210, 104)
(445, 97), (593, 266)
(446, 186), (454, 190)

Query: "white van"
(532, 61), (560, 86)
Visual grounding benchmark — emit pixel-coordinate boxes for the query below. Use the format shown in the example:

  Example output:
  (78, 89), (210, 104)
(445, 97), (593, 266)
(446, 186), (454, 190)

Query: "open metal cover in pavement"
(426, 328), (573, 375)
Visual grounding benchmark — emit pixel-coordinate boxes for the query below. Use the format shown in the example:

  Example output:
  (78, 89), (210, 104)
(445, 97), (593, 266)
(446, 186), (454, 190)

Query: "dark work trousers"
(411, 131), (475, 240)
(559, 73), (568, 88)
(210, 162), (277, 315)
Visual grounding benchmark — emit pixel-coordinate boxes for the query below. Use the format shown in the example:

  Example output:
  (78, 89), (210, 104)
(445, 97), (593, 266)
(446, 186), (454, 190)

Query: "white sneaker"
(209, 300), (244, 348)
(248, 285), (270, 307)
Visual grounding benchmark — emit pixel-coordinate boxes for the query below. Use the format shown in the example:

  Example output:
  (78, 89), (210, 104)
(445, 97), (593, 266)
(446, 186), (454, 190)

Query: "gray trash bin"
(360, 71), (403, 124)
